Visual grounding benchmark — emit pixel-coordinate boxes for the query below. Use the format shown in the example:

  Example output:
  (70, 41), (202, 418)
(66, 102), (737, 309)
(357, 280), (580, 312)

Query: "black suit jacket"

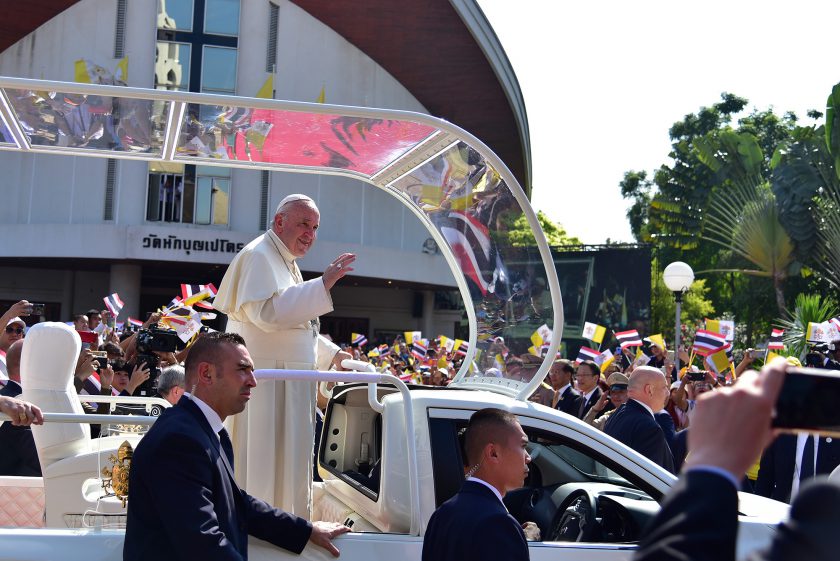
(124, 397), (312, 561)
(604, 399), (675, 473)
(578, 387), (602, 418)
(755, 433), (840, 503)
(422, 480), (528, 561)
(635, 470), (840, 561)
(0, 380), (41, 476)
(555, 385), (582, 416)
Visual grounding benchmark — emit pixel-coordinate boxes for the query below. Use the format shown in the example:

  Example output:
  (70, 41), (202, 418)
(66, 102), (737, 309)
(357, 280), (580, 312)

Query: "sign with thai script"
(127, 226), (254, 264)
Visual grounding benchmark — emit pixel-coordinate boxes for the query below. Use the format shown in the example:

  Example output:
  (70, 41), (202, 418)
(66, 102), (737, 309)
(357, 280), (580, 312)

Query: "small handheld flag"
(645, 334), (666, 350)
(705, 345), (731, 374)
(103, 293), (124, 317)
(615, 329), (643, 350)
(767, 328), (785, 350)
(351, 333), (367, 347)
(692, 329), (727, 357)
(575, 346), (600, 364)
(581, 322), (606, 345)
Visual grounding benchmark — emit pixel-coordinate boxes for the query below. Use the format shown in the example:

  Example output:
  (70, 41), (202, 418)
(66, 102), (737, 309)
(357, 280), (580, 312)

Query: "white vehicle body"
(0, 77), (788, 560)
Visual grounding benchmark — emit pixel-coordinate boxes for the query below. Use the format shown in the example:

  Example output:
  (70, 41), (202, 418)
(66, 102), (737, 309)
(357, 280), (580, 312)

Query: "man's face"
(576, 365), (598, 393)
(646, 373), (671, 409)
(74, 316), (89, 331)
(113, 369), (130, 392)
(164, 385), (184, 406)
(273, 202), (320, 257)
(548, 365), (570, 389)
(498, 422), (531, 495)
(609, 388), (628, 407)
(210, 343), (257, 419)
(431, 371), (443, 386)
(1, 323), (25, 348)
(88, 313), (101, 330)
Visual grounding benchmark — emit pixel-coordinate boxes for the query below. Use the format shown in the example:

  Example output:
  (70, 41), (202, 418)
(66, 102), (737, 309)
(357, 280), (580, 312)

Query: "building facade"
(0, 0), (530, 345)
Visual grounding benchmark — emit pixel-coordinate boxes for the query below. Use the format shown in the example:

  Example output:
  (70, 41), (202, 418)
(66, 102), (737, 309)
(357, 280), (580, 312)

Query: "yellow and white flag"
(581, 322), (606, 344)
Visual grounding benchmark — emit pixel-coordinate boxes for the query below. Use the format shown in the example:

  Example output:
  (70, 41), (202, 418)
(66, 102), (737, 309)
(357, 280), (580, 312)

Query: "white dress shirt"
(185, 392), (224, 439)
(467, 476), (506, 508)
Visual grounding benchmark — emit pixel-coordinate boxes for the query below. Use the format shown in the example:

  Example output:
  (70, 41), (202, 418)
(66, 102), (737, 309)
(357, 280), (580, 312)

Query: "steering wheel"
(548, 489), (599, 542)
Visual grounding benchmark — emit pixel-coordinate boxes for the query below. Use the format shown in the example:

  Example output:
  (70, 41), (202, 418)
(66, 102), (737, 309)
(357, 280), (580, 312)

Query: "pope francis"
(214, 194), (354, 516)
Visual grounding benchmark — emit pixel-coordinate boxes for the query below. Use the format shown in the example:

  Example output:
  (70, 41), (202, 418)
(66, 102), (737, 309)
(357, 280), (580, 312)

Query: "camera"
(133, 327), (185, 396)
(29, 303), (46, 316)
(687, 370), (708, 382)
(804, 343), (832, 369)
(92, 351), (108, 372)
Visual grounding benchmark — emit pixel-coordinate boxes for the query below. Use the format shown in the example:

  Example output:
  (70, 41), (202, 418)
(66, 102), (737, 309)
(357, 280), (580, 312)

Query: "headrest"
(21, 322), (81, 392)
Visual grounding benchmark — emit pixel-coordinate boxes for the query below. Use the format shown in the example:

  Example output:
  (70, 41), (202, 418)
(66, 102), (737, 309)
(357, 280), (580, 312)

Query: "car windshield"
(541, 442), (634, 487)
(0, 76), (563, 399)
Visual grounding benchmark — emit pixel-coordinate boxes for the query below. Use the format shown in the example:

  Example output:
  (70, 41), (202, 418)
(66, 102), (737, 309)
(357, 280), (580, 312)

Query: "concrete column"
(422, 289), (435, 338)
(109, 263), (142, 320)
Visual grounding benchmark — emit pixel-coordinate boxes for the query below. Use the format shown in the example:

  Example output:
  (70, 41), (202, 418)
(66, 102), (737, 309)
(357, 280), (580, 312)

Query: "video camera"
(133, 326), (186, 397)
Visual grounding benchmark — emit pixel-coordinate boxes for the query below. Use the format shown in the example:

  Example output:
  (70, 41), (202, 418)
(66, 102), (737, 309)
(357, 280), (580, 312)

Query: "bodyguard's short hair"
(463, 408), (520, 467)
(184, 332), (247, 384)
(553, 359), (575, 375)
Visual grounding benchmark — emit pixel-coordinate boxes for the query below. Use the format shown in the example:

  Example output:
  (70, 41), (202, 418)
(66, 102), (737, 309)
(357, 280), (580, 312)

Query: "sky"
(477, 0), (840, 244)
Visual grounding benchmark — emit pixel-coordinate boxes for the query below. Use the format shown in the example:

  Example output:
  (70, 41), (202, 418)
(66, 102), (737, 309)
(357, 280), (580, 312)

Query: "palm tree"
(776, 293), (838, 359)
(694, 131), (795, 313)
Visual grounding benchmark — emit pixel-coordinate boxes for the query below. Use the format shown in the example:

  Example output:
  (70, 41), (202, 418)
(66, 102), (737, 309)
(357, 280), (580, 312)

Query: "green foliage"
(500, 210), (582, 248)
(777, 293), (838, 358)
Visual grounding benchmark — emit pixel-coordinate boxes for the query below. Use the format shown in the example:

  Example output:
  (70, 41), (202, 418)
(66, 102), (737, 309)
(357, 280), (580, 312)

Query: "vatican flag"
(581, 322), (606, 344)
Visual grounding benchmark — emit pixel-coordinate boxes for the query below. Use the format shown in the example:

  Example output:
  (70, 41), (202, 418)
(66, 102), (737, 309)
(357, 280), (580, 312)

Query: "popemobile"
(0, 77), (787, 561)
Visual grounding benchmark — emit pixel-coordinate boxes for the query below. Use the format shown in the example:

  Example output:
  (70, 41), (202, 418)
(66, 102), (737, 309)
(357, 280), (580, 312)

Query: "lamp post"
(663, 261), (694, 375)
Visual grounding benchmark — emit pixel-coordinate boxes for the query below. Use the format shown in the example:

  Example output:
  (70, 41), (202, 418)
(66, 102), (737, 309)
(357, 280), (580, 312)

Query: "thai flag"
(378, 344), (391, 357)
(412, 340), (427, 359)
(352, 333), (367, 347)
(615, 329), (643, 350)
(768, 328), (785, 350)
(575, 346), (600, 364)
(103, 293), (124, 317)
(692, 329), (727, 357)
(455, 340), (469, 357)
(128, 317), (143, 328)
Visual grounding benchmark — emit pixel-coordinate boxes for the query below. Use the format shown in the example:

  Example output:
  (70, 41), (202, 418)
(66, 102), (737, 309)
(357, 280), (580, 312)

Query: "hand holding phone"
(773, 366), (840, 436)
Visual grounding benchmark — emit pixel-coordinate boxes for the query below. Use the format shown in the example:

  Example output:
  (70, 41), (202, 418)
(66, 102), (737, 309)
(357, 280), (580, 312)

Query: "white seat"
(19, 322), (140, 526)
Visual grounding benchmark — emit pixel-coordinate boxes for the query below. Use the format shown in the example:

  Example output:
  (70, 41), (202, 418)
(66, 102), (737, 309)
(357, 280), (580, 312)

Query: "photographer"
(805, 341), (840, 370)
(110, 360), (152, 397)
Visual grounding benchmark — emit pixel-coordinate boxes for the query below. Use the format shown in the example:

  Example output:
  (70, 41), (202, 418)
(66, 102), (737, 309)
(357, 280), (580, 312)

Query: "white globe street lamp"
(663, 262), (694, 375)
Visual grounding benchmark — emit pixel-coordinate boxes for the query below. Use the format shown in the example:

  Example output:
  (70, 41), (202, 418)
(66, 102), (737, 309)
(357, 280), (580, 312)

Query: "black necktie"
(578, 395), (587, 417)
(800, 436), (815, 482)
(219, 428), (235, 471)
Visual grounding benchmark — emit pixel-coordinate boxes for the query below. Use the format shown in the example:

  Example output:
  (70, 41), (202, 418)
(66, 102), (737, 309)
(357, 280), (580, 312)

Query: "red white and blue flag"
(439, 211), (496, 296)
(103, 293), (124, 317)
(127, 317), (143, 328)
(692, 329), (727, 357)
(412, 340), (427, 359)
(615, 329), (643, 350)
(352, 333), (367, 347)
(378, 344), (391, 357)
(768, 328), (785, 350)
(575, 346), (600, 364)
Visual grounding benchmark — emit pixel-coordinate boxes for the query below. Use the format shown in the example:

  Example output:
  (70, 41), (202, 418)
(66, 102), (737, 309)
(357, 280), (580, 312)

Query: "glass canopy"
(0, 76), (563, 400)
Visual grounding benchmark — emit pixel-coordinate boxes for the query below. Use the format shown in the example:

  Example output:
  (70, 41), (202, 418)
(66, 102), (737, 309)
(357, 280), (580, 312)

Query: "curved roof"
(0, 0), (531, 195)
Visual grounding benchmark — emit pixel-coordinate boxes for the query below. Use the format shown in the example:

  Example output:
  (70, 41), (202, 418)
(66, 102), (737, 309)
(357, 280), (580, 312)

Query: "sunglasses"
(5, 326), (24, 334)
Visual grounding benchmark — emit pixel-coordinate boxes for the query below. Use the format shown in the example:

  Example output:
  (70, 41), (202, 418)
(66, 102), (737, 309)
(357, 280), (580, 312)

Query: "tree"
(776, 293), (838, 359)
(502, 210), (582, 247)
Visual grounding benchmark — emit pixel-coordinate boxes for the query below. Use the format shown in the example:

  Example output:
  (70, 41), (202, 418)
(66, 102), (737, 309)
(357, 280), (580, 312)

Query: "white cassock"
(214, 229), (339, 516)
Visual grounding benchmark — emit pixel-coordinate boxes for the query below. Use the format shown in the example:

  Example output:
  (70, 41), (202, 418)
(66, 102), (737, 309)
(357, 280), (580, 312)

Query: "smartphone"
(687, 370), (707, 382)
(773, 367), (840, 436)
(666, 350), (675, 362)
(30, 303), (46, 316)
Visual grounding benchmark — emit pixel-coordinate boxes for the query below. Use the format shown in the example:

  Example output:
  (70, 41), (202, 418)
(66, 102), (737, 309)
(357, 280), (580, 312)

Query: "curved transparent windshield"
(0, 77), (561, 398)
(388, 142), (555, 388)
(3, 88), (166, 153)
(176, 103), (436, 175)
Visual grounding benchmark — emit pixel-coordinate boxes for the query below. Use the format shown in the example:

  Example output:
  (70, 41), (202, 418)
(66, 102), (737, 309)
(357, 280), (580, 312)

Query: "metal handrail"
(254, 367), (422, 536)
(0, 412), (158, 426)
(77, 395), (171, 414)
